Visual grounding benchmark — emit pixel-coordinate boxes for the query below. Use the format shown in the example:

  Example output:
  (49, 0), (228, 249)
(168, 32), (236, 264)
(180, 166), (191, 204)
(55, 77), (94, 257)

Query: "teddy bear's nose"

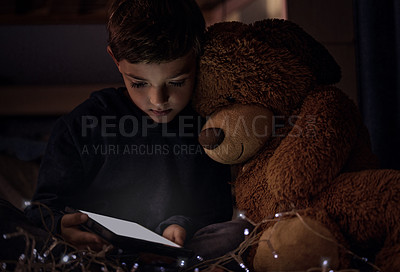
(198, 128), (225, 150)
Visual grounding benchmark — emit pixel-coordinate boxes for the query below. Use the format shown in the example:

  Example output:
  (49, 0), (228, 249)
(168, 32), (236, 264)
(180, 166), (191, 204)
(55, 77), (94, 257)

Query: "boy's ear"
(107, 46), (120, 68)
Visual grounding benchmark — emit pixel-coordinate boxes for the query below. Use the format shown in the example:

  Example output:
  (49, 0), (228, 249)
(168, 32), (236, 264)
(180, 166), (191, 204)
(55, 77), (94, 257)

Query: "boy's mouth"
(150, 109), (172, 116)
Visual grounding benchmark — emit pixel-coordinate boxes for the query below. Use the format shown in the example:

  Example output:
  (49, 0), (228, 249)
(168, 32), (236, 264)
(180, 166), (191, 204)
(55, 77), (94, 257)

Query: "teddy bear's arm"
(267, 87), (362, 202)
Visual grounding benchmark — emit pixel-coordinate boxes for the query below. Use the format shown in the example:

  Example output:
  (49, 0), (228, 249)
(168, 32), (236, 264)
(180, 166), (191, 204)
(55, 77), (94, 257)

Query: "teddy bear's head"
(194, 19), (341, 164)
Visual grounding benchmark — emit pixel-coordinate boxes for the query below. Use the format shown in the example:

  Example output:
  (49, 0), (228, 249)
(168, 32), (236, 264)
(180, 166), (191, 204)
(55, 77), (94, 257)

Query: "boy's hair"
(107, 0), (205, 63)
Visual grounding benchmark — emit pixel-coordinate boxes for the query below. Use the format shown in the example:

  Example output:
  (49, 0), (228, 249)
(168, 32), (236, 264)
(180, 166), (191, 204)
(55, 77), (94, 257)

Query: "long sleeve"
(24, 118), (86, 234)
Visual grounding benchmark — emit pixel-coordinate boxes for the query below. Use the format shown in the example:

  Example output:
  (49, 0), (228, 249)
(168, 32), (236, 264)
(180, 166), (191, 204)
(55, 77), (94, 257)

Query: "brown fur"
(193, 19), (400, 270)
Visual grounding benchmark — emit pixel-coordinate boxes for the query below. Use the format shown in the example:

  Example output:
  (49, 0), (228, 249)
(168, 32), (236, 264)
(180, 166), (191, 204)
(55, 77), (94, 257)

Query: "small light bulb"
(19, 254), (26, 261)
(275, 213), (282, 218)
(239, 263), (246, 269)
(239, 213), (246, 219)
(194, 268), (200, 272)
(23, 201), (31, 207)
(38, 255), (45, 263)
(322, 259), (328, 267)
(179, 259), (186, 267)
(61, 255), (69, 263)
(244, 228), (250, 236)
(196, 255), (204, 261)
(273, 252), (279, 259)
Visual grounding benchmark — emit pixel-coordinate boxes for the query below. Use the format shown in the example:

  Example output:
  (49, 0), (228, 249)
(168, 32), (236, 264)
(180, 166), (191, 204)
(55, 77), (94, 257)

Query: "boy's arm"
(156, 207), (232, 243)
(24, 118), (85, 234)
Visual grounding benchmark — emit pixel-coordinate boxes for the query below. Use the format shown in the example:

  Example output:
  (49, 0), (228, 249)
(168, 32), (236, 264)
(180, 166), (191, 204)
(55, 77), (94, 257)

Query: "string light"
(238, 262), (250, 272)
(321, 258), (329, 272)
(178, 258), (187, 267)
(131, 263), (139, 272)
(0, 202), (383, 272)
(61, 255), (69, 263)
(19, 254), (25, 261)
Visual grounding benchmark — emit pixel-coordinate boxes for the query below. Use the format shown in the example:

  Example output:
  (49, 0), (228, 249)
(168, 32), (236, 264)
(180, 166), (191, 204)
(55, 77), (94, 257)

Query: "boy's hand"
(162, 224), (186, 246)
(61, 213), (107, 251)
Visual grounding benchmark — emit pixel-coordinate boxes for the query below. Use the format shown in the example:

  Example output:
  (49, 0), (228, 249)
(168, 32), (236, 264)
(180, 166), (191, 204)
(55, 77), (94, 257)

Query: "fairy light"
(19, 254), (25, 261)
(131, 263), (139, 271)
(239, 262), (250, 272)
(0, 202), (384, 272)
(61, 255), (69, 263)
(23, 200), (31, 208)
(321, 258), (329, 272)
(178, 258), (186, 267)
(37, 254), (45, 263)
(238, 212), (246, 219)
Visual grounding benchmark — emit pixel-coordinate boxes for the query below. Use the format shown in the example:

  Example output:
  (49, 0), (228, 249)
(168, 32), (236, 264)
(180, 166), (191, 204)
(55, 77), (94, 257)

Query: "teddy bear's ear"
(205, 21), (249, 44)
(252, 19), (341, 85)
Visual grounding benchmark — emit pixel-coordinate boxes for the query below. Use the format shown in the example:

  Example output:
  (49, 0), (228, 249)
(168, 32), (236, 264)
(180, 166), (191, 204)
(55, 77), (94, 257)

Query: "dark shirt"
(24, 88), (232, 237)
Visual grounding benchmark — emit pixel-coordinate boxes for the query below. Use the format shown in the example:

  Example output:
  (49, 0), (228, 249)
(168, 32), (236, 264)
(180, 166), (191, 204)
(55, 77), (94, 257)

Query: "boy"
(25, 0), (235, 254)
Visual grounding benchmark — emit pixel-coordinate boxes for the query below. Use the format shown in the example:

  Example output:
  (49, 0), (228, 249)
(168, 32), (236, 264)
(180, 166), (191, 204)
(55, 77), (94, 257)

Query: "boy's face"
(112, 51), (196, 123)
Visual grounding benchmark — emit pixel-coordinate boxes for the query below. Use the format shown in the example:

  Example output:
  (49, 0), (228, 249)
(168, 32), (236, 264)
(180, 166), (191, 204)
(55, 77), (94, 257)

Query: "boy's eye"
(169, 81), (185, 87)
(131, 82), (146, 88)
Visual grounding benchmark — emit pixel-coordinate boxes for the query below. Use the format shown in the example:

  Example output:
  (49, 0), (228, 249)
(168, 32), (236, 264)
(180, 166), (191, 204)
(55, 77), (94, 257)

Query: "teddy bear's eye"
(226, 96), (236, 103)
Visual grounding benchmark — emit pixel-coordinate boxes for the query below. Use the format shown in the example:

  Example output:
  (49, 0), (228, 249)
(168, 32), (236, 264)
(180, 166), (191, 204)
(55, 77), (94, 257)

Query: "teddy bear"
(192, 19), (400, 271)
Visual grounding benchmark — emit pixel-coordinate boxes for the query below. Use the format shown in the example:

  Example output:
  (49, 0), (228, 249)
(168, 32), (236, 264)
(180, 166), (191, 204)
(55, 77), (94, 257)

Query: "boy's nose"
(149, 87), (169, 107)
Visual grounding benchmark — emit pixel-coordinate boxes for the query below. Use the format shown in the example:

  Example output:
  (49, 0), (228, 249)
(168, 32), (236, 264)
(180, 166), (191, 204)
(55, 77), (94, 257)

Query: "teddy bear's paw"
(253, 216), (339, 271)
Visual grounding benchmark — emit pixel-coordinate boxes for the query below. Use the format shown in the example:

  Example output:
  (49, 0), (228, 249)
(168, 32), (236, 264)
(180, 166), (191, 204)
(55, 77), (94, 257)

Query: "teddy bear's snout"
(198, 127), (225, 150)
